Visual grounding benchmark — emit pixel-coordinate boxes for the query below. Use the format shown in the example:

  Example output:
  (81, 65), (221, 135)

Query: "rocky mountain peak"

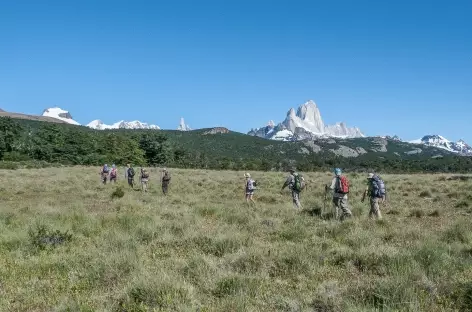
(250, 99), (363, 141)
(177, 118), (191, 131)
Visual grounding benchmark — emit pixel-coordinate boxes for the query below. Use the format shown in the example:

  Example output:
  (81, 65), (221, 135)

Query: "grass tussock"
(419, 190), (433, 198)
(111, 186), (125, 199)
(410, 209), (425, 218)
(0, 167), (472, 311)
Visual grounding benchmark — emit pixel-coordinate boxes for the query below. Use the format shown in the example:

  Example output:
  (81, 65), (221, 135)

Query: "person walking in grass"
(281, 168), (305, 209)
(244, 173), (256, 206)
(140, 168), (150, 193)
(362, 172), (386, 220)
(109, 164), (118, 183)
(100, 164), (110, 184)
(161, 168), (171, 195)
(126, 164), (135, 188)
(326, 168), (352, 220)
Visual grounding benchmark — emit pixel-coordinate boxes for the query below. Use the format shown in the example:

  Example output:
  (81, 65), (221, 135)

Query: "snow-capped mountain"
(177, 118), (191, 131)
(409, 135), (472, 155)
(42, 107), (80, 125)
(248, 100), (364, 141)
(87, 119), (160, 130)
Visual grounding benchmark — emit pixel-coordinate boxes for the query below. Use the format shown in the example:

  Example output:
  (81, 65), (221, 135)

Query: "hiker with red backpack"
(109, 164), (118, 183)
(326, 168), (352, 220)
(362, 172), (386, 220)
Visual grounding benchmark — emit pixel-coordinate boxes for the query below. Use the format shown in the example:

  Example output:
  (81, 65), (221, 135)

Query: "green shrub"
(28, 224), (73, 251)
(111, 186), (125, 199)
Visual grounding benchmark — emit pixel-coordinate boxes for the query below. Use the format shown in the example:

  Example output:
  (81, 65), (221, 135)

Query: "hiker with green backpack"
(281, 168), (305, 209)
(326, 168), (352, 221)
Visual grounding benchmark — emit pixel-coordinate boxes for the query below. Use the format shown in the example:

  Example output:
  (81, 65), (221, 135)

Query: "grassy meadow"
(1, 167), (472, 311)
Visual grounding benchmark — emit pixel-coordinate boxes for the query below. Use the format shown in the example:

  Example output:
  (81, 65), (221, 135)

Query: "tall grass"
(0, 167), (471, 311)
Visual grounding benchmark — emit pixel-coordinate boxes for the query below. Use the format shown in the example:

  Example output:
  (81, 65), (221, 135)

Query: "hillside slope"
(0, 111), (70, 124)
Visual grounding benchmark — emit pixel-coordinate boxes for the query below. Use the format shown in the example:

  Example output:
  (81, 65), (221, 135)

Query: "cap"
(244, 173), (251, 178)
(368, 173), (374, 179)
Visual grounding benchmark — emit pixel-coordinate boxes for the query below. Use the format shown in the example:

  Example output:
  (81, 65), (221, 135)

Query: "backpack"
(335, 176), (350, 194)
(128, 168), (135, 178)
(371, 175), (386, 198)
(102, 165), (109, 173)
(247, 179), (256, 190)
(110, 168), (117, 177)
(293, 173), (305, 192)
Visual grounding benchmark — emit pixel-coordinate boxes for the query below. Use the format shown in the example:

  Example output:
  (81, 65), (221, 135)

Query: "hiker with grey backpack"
(244, 173), (257, 206)
(362, 173), (387, 220)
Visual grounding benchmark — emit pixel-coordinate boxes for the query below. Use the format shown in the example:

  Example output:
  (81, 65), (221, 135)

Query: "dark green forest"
(1, 117), (472, 173)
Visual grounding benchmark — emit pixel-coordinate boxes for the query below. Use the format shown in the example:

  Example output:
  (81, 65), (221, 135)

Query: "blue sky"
(1, 0), (471, 142)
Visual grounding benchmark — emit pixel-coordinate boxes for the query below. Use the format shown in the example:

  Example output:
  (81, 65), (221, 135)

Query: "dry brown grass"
(0, 167), (471, 311)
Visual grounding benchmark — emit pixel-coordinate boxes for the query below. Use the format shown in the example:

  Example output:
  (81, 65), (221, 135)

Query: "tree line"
(1, 117), (472, 173)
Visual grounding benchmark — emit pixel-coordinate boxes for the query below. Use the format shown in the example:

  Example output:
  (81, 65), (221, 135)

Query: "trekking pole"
(323, 185), (328, 216)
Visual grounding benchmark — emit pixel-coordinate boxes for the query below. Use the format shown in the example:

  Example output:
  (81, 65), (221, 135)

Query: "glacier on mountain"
(42, 107), (80, 125)
(409, 135), (472, 155)
(248, 100), (364, 141)
(87, 119), (160, 130)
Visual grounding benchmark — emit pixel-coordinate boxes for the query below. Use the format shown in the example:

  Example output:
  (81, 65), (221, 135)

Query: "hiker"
(140, 168), (150, 193)
(326, 168), (352, 220)
(126, 164), (135, 188)
(109, 164), (118, 183)
(100, 164), (110, 184)
(244, 173), (256, 206)
(362, 173), (386, 219)
(161, 168), (171, 195)
(281, 168), (305, 209)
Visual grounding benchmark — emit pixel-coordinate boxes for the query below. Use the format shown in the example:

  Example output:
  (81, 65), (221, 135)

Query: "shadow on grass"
(301, 206), (335, 220)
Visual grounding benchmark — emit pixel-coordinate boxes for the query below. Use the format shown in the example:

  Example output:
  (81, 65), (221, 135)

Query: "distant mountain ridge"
(248, 100), (364, 141)
(410, 135), (472, 155)
(87, 119), (160, 130)
(37, 106), (193, 130)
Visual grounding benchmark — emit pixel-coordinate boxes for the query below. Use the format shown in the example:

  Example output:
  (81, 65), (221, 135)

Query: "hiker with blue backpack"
(100, 164), (110, 184)
(281, 168), (305, 209)
(326, 168), (352, 220)
(362, 173), (386, 219)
